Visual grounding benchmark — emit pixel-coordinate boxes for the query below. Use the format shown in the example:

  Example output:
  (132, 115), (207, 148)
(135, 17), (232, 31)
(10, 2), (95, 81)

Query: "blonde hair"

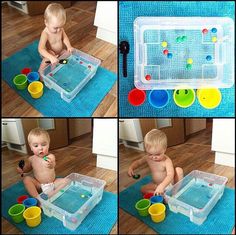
(144, 129), (167, 151)
(28, 128), (50, 144)
(44, 3), (66, 24)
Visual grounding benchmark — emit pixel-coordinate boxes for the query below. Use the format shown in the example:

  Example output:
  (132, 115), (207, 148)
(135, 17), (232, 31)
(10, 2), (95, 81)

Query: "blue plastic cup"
(150, 195), (164, 204)
(23, 198), (38, 208)
(148, 90), (169, 108)
(27, 72), (39, 83)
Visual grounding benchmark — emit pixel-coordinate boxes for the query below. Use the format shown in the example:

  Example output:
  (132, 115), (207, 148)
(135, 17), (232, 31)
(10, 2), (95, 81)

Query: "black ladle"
(119, 41), (130, 77)
(45, 59), (68, 64)
(18, 160), (25, 177)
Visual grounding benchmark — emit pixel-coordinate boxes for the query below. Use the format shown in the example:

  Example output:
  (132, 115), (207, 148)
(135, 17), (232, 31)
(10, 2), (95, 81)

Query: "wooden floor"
(119, 124), (235, 234)
(1, 1), (117, 117)
(1, 134), (117, 234)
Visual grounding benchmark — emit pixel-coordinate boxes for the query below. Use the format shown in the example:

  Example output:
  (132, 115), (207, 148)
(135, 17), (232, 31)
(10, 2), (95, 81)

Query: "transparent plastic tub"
(164, 170), (228, 225)
(37, 173), (106, 230)
(134, 17), (234, 90)
(42, 49), (101, 102)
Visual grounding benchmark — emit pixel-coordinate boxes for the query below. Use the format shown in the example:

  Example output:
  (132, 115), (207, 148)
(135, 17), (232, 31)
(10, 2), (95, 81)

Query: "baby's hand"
(44, 157), (54, 169)
(16, 166), (23, 175)
(49, 56), (59, 65)
(67, 47), (74, 53)
(154, 184), (165, 195)
(127, 167), (134, 177)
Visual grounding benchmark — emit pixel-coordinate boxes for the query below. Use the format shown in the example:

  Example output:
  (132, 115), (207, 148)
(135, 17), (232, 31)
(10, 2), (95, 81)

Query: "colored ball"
(211, 28), (217, 33)
(133, 174), (140, 179)
(163, 49), (169, 55)
(212, 37), (217, 43)
(206, 55), (212, 61)
(202, 28), (208, 34)
(181, 36), (187, 41)
(161, 41), (168, 47)
(145, 74), (151, 80)
(186, 64), (192, 70)
(167, 53), (173, 59)
(187, 58), (193, 64)
(176, 36), (182, 43)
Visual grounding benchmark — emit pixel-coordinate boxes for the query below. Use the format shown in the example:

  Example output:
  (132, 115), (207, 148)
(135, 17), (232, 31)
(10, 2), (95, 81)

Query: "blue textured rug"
(119, 175), (235, 234)
(2, 40), (117, 117)
(2, 180), (117, 234)
(119, 1), (235, 117)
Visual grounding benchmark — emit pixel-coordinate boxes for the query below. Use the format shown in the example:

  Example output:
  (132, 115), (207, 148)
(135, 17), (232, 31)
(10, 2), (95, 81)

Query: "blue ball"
(211, 28), (217, 33)
(167, 53), (173, 59)
(206, 55), (212, 61)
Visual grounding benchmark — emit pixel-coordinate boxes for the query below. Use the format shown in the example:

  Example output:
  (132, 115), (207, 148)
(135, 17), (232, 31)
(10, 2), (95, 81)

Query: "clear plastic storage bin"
(164, 170), (228, 225)
(134, 17), (234, 90)
(42, 49), (101, 102)
(37, 173), (106, 230)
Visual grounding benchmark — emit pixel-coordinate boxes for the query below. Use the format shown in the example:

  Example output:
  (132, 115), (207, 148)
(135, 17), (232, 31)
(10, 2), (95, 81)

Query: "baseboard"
(96, 154), (117, 171)
(215, 152), (235, 167)
(96, 27), (117, 45)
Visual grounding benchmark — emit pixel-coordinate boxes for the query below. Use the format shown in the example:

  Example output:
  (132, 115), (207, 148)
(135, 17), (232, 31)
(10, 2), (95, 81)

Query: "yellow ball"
(212, 37), (217, 43)
(161, 41), (168, 47)
(187, 58), (193, 64)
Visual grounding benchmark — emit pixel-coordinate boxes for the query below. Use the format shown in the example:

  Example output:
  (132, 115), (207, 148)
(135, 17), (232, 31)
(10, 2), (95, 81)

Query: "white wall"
(94, 1), (117, 45)
(212, 119), (235, 167)
(92, 119), (117, 171)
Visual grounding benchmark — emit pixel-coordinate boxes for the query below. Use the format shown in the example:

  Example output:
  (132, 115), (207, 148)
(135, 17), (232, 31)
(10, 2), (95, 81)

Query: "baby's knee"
(175, 167), (184, 177)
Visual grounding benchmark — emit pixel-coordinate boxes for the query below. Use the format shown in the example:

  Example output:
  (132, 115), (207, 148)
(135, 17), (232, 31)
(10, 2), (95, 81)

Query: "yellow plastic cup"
(197, 88), (222, 109)
(148, 203), (166, 223)
(28, 81), (44, 99)
(23, 206), (41, 227)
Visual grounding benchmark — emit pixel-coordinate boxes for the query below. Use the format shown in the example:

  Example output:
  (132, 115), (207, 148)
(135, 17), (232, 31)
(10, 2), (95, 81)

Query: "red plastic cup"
(21, 68), (31, 76)
(128, 88), (146, 106)
(17, 195), (29, 204)
(143, 193), (154, 199)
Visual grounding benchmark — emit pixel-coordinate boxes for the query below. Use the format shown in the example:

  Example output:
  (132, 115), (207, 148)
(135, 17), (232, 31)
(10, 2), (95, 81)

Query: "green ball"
(186, 64), (192, 70)
(176, 36), (182, 43)
(182, 36), (187, 41)
(133, 174), (140, 179)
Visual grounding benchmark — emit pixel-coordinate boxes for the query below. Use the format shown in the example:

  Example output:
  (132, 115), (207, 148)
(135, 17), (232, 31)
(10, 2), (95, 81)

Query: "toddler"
(38, 3), (74, 80)
(17, 127), (67, 198)
(128, 129), (184, 195)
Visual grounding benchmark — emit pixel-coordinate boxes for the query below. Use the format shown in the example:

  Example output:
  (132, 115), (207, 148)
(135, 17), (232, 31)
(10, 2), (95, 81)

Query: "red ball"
(163, 49), (169, 55)
(202, 28), (208, 34)
(145, 74), (151, 80)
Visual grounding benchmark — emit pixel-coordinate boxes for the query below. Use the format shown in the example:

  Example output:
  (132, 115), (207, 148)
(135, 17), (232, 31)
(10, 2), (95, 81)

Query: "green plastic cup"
(135, 199), (151, 216)
(173, 88), (195, 108)
(13, 74), (28, 90)
(8, 204), (25, 223)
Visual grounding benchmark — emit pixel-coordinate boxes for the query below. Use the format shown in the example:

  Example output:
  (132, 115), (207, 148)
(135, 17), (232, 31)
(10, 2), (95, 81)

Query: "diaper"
(41, 182), (55, 194)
